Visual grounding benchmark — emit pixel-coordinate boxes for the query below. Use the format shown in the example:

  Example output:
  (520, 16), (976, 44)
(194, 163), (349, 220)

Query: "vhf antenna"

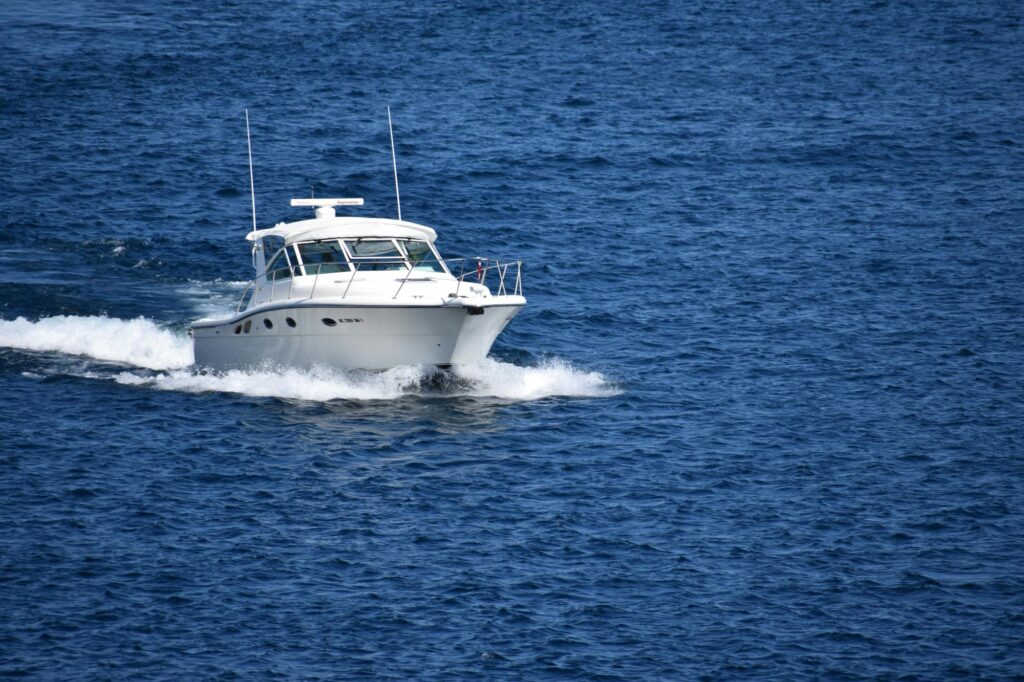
(387, 106), (402, 221)
(245, 109), (257, 234)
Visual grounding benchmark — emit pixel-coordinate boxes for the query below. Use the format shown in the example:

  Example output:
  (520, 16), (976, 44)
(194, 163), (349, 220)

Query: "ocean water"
(2, 0), (1023, 678)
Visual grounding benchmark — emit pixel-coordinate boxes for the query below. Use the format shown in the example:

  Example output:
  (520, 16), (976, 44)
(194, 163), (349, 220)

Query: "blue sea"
(2, 1), (1023, 679)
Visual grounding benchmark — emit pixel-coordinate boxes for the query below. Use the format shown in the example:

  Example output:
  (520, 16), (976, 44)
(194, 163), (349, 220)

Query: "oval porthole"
(263, 318), (273, 330)
(322, 318), (337, 327)
(234, 325), (242, 335)
(243, 320), (252, 334)
(286, 317), (296, 328)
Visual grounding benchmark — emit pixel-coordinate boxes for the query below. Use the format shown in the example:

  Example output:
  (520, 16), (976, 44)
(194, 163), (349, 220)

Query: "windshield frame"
(265, 237), (451, 277)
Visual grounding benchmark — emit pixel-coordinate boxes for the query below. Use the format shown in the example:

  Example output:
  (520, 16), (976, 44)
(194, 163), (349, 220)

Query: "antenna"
(245, 109), (257, 233)
(387, 105), (402, 221)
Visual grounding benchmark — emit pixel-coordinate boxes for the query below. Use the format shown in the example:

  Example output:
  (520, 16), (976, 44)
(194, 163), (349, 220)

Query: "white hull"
(192, 296), (524, 371)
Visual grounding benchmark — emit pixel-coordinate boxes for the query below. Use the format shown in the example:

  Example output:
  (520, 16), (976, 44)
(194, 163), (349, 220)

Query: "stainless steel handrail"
(342, 262), (361, 299)
(451, 259), (524, 298)
(235, 257), (523, 313)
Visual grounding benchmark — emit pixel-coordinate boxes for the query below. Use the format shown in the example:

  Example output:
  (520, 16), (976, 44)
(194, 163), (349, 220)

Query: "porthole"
(243, 320), (252, 334)
(263, 318), (273, 330)
(234, 325), (241, 335)
(286, 317), (296, 328)
(322, 318), (337, 327)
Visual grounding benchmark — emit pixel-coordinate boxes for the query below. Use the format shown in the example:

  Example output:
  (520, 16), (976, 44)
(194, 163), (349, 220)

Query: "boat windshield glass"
(343, 239), (406, 271)
(297, 240), (350, 274)
(265, 248), (292, 280)
(400, 240), (445, 272)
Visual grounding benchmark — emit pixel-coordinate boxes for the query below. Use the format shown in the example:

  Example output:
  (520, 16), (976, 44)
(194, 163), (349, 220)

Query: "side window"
(402, 240), (445, 272)
(262, 236), (285, 259)
(297, 240), (350, 275)
(265, 248), (292, 280)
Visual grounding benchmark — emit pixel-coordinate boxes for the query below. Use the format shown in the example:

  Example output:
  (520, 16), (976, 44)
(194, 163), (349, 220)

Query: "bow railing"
(236, 258), (523, 313)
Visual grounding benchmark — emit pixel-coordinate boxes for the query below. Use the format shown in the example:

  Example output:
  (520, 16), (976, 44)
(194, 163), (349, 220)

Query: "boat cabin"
(241, 199), (462, 310)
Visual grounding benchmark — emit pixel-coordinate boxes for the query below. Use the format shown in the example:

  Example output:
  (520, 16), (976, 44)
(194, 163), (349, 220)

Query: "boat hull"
(191, 298), (524, 371)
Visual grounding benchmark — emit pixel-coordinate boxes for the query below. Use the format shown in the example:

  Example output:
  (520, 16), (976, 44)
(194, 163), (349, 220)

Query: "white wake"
(0, 315), (193, 370)
(2, 315), (617, 401)
(114, 365), (426, 401)
(177, 279), (248, 322)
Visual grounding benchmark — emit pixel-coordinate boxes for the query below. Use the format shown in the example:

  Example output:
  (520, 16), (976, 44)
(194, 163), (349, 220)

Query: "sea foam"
(0, 315), (193, 370)
(2, 315), (616, 401)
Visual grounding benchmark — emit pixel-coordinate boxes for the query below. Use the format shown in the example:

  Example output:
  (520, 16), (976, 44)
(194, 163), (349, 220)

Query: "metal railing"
(451, 259), (523, 298)
(235, 257), (523, 313)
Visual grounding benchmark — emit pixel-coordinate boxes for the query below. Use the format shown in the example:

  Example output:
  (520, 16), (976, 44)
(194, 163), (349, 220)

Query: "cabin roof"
(247, 217), (438, 245)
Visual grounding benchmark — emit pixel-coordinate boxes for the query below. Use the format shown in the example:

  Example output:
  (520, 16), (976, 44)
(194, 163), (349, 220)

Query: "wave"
(177, 278), (248, 321)
(3, 315), (617, 401)
(454, 357), (615, 400)
(114, 365), (424, 401)
(111, 358), (616, 402)
(0, 315), (193, 370)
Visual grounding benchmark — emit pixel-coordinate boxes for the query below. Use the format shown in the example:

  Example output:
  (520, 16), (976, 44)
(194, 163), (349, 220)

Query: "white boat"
(191, 198), (525, 371)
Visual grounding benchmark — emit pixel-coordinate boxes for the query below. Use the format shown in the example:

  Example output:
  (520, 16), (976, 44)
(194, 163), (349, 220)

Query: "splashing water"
(2, 315), (617, 401)
(178, 279), (249, 322)
(455, 357), (615, 401)
(114, 365), (427, 401)
(0, 315), (193, 370)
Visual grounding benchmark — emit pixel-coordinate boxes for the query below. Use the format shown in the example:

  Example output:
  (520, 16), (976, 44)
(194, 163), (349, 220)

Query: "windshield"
(400, 239), (446, 272)
(267, 238), (447, 275)
(343, 239), (407, 271)
(296, 240), (350, 274)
